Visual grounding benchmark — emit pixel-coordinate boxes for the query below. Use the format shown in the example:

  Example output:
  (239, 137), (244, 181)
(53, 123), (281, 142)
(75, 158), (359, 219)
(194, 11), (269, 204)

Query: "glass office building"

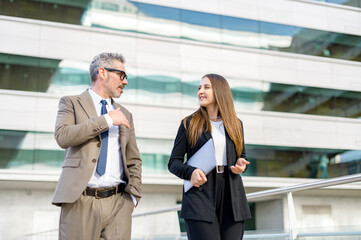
(0, 0), (360, 238)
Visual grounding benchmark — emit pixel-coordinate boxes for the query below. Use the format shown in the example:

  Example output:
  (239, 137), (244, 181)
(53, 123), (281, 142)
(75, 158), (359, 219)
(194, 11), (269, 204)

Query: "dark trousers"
(185, 169), (245, 240)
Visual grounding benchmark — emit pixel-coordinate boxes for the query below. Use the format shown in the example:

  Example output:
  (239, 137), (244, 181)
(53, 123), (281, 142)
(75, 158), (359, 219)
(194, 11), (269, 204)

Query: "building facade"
(0, 0), (361, 239)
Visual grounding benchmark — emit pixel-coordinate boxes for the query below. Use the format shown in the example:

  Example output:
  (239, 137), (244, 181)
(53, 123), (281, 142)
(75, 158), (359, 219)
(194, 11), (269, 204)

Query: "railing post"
(287, 192), (298, 240)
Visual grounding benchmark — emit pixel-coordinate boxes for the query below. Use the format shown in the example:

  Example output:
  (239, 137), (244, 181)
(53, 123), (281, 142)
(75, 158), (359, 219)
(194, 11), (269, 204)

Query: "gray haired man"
(52, 52), (142, 240)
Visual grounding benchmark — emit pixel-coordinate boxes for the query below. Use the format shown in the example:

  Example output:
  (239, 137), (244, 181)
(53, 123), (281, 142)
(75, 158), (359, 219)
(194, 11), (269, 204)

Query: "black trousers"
(185, 169), (245, 240)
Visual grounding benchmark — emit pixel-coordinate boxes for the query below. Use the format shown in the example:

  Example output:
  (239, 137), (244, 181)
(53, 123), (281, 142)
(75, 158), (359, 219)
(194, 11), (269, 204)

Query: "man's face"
(103, 60), (128, 98)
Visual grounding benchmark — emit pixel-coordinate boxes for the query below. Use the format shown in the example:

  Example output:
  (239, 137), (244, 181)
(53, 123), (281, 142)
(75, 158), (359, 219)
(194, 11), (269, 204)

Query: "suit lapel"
(112, 100), (126, 139)
(77, 90), (98, 119)
(225, 130), (236, 166)
(112, 100), (127, 170)
(194, 126), (212, 154)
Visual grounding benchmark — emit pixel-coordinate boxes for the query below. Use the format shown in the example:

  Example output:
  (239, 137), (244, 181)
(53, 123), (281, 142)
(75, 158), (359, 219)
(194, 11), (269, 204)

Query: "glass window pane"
(1, 1), (360, 62)
(0, 54), (60, 92)
(2, 53), (361, 119)
(294, 28), (333, 57)
(260, 22), (297, 53)
(83, 1), (138, 32)
(327, 0), (360, 7)
(181, 10), (220, 28)
(221, 16), (260, 48)
(0, 130), (63, 170)
(136, 69), (182, 107)
(244, 145), (359, 179)
(328, 33), (361, 61)
(137, 2), (181, 38)
(181, 9), (221, 43)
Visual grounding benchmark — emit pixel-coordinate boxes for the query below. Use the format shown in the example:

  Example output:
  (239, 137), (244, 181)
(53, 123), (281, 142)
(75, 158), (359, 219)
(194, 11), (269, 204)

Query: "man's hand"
(108, 108), (130, 129)
(230, 158), (250, 174)
(190, 169), (207, 187)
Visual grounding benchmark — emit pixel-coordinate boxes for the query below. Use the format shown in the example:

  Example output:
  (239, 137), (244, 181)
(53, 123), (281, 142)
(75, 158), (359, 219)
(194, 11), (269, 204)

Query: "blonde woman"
(168, 74), (251, 240)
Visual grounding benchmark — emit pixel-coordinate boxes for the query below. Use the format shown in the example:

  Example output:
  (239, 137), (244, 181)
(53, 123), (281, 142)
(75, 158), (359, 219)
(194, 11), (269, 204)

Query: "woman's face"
(198, 77), (216, 108)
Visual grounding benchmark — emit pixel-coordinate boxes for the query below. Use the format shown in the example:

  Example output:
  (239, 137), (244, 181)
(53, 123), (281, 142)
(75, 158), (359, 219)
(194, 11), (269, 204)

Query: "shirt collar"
(88, 88), (112, 106)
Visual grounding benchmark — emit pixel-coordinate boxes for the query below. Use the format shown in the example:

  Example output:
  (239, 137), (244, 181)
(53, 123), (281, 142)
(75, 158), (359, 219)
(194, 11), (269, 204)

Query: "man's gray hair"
(89, 52), (125, 82)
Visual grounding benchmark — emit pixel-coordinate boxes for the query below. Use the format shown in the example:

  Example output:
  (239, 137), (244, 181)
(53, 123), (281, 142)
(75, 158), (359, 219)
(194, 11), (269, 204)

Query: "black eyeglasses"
(103, 67), (127, 80)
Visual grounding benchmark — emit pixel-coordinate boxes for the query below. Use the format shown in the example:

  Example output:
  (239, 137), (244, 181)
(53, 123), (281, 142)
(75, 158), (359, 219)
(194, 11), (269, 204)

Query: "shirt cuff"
(130, 194), (137, 207)
(104, 114), (114, 127)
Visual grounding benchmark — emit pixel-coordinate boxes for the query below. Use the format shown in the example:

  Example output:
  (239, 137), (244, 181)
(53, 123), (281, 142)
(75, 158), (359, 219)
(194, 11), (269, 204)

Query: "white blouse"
(210, 120), (227, 166)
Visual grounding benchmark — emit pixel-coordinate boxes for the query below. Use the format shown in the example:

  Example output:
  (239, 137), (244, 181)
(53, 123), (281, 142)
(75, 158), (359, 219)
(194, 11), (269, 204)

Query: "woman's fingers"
(230, 165), (241, 174)
(237, 158), (250, 166)
(231, 158), (250, 174)
(191, 169), (207, 187)
(199, 171), (207, 182)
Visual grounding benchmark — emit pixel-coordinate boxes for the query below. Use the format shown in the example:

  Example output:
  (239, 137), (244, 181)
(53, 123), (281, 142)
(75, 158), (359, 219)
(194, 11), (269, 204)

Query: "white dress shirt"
(87, 89), (137, 205)
(87, 88), (126, 188)
(211, 120), (227, 166)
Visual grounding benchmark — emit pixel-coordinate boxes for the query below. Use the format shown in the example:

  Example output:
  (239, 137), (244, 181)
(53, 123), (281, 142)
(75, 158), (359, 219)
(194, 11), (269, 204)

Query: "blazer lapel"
(112, 100), (126, 139)
(225, 130), (237, 166)
(112, 100), (127, 168)
(77, 90), (98, 119)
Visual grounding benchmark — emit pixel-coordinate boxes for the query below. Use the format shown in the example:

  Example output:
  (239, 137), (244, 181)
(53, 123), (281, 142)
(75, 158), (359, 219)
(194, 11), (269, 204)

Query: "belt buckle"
(94, 189), (101, 199)
(217, 165), (224, 173)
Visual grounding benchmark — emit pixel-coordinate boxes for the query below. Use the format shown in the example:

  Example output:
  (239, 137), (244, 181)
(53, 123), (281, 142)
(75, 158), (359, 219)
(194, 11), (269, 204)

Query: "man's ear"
(98, 67), (107, 80)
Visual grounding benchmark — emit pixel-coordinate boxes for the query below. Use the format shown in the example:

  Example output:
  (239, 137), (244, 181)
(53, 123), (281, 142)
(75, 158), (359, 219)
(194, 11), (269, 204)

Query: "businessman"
(52, 52), (142, 240)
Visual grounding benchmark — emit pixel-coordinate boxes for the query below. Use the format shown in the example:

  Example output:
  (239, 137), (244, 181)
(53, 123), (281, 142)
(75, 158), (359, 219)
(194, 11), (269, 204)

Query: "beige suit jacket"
(52, 90), (142, 206)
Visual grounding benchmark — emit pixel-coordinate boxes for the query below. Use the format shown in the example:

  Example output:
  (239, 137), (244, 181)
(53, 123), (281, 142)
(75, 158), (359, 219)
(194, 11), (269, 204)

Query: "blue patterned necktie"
(96, 100), (109, 176)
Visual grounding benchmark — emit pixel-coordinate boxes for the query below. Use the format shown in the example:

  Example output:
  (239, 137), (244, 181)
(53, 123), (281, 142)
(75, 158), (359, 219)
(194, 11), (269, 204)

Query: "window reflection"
(0, 130), (63, 170)
(331, 150), (361, 176)
(294, 28), (333, 58)
(260, 22), (295, 52)
(1, 0), (360, 62)
(135, 69), (182, 106)
(314, 0), (361, 7)
(181, 9), (221, 43)
(137, 2), (181, 38)
(262, 83), (361, 118)
(328, 33), (361, 61)
(1, 53), (361, 118)
(48, 59), (91, 94)
(0, 130), (359, 178)
(245, 145), (361, 179)
(221, 17), (260, 48)
(228, 79), (266, 112)
(0, 54), (60, 92)
(0, 0), (90, 24)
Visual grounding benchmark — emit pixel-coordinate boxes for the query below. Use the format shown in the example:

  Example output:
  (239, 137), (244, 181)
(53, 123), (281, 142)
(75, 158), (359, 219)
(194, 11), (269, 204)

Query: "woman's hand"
(190, 169), (207, 187)
(230, 158), (250, 174)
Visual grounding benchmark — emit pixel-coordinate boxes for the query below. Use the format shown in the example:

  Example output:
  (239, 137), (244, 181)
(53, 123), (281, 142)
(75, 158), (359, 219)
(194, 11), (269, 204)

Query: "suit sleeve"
(168, 121), (197, 180)
(125, 113), (142, 201)
(240, 120), (249, 172)
(54, 96), (108, 149)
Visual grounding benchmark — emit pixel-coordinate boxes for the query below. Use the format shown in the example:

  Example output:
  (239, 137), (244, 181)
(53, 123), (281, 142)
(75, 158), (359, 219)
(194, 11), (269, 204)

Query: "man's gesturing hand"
(108, 108), (130, 129)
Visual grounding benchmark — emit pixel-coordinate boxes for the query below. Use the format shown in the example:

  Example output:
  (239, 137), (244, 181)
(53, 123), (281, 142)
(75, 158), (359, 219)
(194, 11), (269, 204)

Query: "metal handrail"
(133, 173), (361, 217)
(133, 205), (181, 217)
(25, 174), (361, 239)
(247, 172), (361, 200)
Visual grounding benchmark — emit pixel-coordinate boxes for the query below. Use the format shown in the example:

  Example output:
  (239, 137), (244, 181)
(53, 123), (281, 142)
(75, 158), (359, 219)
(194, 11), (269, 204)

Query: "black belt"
(83, 183), (126, 199)
(216, 165), (227, 173)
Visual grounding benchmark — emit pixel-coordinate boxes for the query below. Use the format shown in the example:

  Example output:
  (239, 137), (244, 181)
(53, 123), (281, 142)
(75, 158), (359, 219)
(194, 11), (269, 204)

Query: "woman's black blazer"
(168, 118), (252, 222)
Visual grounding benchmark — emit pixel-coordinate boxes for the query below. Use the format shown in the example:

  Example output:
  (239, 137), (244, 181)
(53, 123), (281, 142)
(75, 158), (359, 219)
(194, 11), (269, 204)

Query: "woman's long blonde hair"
(183, 74), (244, 157)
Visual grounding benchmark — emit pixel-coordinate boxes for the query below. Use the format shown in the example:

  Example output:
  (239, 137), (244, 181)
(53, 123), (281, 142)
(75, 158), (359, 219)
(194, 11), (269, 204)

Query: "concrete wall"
(256, 199), (284, 230)
(0, 182), (182, 240)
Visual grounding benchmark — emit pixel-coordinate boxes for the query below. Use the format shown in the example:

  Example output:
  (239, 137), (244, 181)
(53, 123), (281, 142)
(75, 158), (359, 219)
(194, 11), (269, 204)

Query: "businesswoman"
(168, 74), (251, 240)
